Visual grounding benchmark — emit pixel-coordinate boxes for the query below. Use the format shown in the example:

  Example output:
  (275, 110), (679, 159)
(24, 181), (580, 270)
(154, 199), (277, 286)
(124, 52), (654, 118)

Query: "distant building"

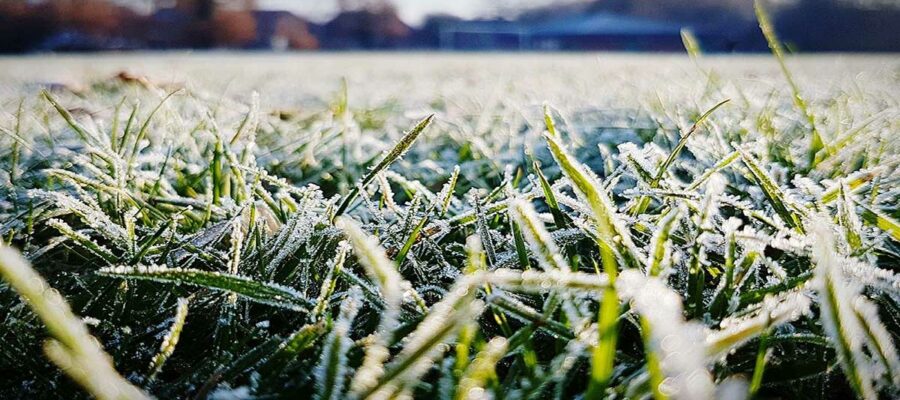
(148, 6), (316, 50)
(438, 13), (697, 51)
(320, 7), (411, 49)
(249, 10), (317, 50)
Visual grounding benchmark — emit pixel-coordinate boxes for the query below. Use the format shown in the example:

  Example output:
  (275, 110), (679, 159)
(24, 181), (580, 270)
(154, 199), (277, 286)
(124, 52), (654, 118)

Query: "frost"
(617, 270), (715, 400)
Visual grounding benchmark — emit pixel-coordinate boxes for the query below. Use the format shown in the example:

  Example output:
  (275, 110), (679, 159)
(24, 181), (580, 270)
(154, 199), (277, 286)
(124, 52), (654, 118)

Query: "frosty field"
(0, 51), (898, 400)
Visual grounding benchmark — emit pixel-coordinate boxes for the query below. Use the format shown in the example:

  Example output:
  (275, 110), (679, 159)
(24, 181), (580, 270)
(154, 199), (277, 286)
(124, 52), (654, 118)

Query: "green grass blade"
(647, 209), (680, 276)
(686, 150), (739, 191)
(340, 216), (420, 397)
(261, 322), (328, 377)
(618, 271), (715, 399)
(0, 245), (149, 400)
(360, 262), (485, 399)
(147, 297), (189, 382)
(454, 337), (508, 400)
(509, 198), (570, 272)
(808, 218), (877, 400)
(543, 102), (559, 137)
(315, 288), (362, 400)
(652, 99), (730, 186)
(98, 265), (313, 311)
(632, 99), (729, 215)
(680, 28), (702, 59)
(857, 202), (900, 242)
(533, 159), (569, 228)
(755, 0), (824, 168)
(706, 291), (811, 359)
(851, 297), (900, 387)
(41, 90), (96, 145)
(333, 114), (434, 220)
(736, 146), (805, 232)
(312, 243), (350, 321)
(543, 132), (630, 396)
(819, 167), (882, 204)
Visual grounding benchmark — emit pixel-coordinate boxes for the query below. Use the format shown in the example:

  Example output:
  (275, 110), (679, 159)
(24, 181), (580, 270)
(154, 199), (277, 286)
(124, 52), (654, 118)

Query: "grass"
(1, 20), (899, 400)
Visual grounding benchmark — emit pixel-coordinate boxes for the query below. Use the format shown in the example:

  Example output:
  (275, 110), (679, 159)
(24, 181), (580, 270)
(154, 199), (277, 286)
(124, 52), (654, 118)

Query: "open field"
(0, 52), (898, 399)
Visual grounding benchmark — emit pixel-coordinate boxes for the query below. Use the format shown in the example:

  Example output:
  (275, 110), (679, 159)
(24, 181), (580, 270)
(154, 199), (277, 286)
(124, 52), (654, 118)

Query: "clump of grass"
(0, 20), (898, 400)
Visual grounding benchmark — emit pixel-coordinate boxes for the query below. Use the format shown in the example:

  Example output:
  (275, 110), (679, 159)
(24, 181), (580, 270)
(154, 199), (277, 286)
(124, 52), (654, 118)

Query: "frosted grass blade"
(315, 288), (362, 400)
(808, 218), (877, 400)
(333, 114), (433, 219)
(98, 265), (314, 311)
(454, 337), (508, 400)
(755, 0), (824, 168)
(736, 146), (805, 231)
(147, 297), (189, 381)
(618, 270), (715, 400)
(0, 245), (149, 400)
(339, 217), (413, 397)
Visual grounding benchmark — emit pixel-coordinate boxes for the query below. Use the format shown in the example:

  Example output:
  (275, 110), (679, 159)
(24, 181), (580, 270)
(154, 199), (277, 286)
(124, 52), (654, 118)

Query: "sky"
(256, 0), (576, 26)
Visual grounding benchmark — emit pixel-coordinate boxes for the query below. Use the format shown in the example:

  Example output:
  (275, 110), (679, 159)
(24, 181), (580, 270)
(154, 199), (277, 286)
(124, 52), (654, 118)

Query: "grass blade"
(736, 146), (805, 232)
(147, 297), (190, 382)
(98, 265), (314, 311)
(631, 99), (729, 215)
(647, 209), (681, 276)
(532, 159), (569, 228)
(808, 218), (877, 400)
(0, 245), (149, 400)
(857, 202), (900, 242)
(543, 132), (632, 396)
(339, 217), (416, 397)
(618, 270), (715, 400)
(454, 337), (508, 400)
(755, 0), (824, 168)
(315, 287), (362, 400)
(333, 115), (434, 220)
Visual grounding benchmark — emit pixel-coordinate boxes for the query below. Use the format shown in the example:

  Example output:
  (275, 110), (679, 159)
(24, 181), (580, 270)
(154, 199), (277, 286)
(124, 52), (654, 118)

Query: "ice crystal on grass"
(98, 265), (314, 311)
(147, 297), (189, 381)
(618, 270), (715, 400)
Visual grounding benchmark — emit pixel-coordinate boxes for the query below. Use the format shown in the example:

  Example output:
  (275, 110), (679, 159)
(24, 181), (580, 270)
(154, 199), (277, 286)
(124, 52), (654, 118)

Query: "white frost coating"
(0, 245), (150, 399)
(808, 217), (877, 400)
(226, 217), (244, 275)
(617, 142), (656, 186)
(46, 218), (116, 261)
(485, 268), (610, 293)
(715, 376), (749, 400)
(264, 210), (318, 273)
(841, 258), (900, 292)
(97, 264), (311, 311)
(617, 270), (715, 400)
(148, 297), (190, 380)
(544, 132), (644, 262)
(29, 189), (129, 247)
(364, 274), (485, 400)
(508, 198), (570, 272)
(338, 217), (408, 397)
(851, 296), (900, 386)
(706, 290), (811, 359)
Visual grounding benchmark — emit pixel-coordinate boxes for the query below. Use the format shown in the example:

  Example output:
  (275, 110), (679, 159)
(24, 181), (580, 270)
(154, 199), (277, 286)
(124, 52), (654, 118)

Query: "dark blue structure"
(438, 13), (710, 51)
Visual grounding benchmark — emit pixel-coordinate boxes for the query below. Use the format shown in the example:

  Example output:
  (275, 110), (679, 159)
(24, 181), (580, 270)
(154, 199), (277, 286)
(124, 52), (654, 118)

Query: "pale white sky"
(256, 0), (577, 26)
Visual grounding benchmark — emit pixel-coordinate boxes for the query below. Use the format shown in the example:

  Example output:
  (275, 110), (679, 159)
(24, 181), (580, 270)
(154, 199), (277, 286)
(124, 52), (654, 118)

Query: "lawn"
(0, 47), (898, 399)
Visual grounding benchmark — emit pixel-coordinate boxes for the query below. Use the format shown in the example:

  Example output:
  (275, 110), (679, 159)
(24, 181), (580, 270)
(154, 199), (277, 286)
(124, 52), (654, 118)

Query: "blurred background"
(0, 0), (898, 53)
